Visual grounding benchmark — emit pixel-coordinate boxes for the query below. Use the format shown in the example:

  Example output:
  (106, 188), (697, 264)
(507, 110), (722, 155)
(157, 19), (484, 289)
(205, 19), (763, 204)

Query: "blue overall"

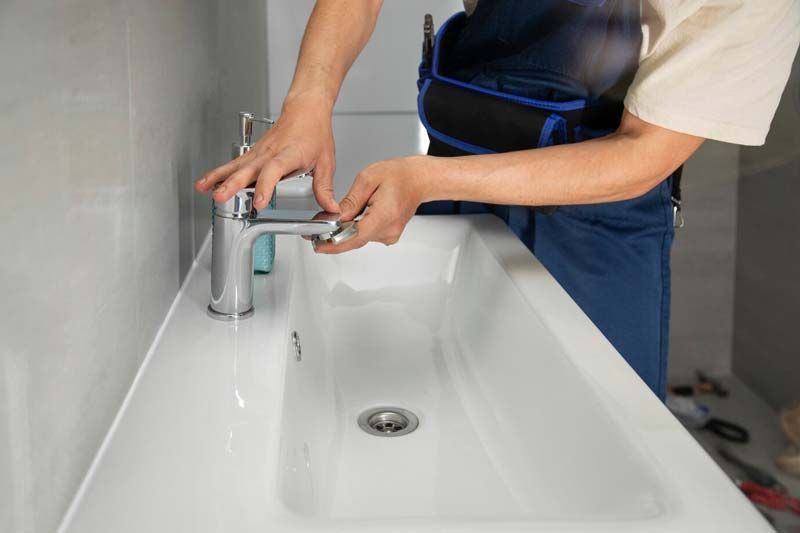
(417, 1), (675, 398)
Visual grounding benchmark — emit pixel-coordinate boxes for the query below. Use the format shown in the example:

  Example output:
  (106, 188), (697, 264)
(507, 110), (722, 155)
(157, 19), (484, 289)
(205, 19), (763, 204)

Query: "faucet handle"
(213, 188), (256, 219)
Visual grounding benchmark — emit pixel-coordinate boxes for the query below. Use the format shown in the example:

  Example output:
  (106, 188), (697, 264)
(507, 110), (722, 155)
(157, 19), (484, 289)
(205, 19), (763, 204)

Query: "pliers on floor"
(736, 480), (800, 516)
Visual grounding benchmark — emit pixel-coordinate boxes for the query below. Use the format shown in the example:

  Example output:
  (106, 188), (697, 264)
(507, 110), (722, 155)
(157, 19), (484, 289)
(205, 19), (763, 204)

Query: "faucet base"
(207, 305), (254, 322)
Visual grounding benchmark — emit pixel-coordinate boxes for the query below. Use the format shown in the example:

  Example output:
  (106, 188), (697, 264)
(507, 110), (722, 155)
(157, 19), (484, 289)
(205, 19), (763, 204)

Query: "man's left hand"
(313, 155), (435, 254)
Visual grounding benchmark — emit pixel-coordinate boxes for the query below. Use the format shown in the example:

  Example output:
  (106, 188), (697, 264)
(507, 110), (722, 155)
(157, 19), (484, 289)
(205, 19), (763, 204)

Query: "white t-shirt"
(464, 1), (800, 146)
(626, 0), (799, 145)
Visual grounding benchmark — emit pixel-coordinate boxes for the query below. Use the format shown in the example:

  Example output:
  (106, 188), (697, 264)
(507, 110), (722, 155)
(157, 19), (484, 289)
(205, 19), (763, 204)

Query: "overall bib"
(417, 1), (677, 398)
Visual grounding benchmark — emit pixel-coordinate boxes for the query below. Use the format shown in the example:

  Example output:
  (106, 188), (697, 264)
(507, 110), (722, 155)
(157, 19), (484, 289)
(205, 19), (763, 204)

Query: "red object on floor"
(737, 480), (800, 516)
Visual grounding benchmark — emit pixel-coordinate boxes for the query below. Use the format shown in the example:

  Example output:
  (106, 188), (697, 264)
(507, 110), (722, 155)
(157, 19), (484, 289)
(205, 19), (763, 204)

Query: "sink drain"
(358, 407), (419, 437)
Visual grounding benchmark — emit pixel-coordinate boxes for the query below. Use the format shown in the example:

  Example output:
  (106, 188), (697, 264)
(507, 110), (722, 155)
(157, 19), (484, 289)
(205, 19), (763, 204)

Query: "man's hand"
(194, 93), (339, 212)
(194, 0), (384, 211)
(313, 155), (435, 254)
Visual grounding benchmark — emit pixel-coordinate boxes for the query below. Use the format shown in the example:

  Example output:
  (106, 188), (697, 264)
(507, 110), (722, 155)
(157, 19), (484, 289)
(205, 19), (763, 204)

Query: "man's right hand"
(194, 93), (339, 212)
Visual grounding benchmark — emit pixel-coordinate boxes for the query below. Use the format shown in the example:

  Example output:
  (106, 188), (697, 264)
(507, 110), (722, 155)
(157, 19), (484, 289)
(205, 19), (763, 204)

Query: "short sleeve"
(624, 0), (800, 146)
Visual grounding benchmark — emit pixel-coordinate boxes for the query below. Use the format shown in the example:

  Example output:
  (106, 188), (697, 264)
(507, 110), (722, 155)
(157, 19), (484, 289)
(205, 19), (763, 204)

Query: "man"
(195, 0), (799, 398)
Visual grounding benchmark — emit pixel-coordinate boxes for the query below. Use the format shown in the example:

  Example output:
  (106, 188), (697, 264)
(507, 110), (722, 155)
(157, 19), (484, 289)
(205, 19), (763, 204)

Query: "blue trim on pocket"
(417, 79), (496, 155)
(538, 114), (569, 147)
(431, 12), (589, 112)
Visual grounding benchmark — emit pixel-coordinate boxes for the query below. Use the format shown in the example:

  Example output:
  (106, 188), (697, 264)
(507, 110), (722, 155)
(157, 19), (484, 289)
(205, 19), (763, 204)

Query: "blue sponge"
(253, 193), (276, 274)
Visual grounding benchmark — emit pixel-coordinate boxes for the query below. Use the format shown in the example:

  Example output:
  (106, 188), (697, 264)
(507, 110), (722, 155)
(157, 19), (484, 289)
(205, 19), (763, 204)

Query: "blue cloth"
(417, 1), (674, 398)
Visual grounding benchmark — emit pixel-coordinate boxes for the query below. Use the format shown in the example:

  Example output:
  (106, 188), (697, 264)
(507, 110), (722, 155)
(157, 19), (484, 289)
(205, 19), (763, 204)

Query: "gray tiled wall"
(668, 141), (740, 381)
(267, 0), (464, 113)
(0, 2), (266, 532)
(733, 53), (800, 410)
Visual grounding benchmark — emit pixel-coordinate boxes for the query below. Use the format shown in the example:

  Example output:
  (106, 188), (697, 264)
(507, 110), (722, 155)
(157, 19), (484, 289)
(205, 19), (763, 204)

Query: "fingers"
(313, 213), (373, 255)
(195, 137), (274, 195)
(339, 172), (378, 221)
(195, 156), (246, 192)
(253, 149), (302, 209)
(212, 160), (262, 203)
(314, 202), (403, 255)
(312, 152), (339, 213)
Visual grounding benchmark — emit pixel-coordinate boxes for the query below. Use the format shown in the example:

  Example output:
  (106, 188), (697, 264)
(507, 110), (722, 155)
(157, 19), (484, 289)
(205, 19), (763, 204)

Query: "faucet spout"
(246, 209), (342, 237)
(207, 189), (345, 321)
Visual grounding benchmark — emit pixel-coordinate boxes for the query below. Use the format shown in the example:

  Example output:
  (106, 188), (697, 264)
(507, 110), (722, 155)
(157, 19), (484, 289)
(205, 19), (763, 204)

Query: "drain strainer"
(358, 407), (419, 437)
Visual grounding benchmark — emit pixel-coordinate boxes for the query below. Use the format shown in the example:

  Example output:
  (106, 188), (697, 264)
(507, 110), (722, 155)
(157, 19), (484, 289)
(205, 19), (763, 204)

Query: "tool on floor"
(777, 403), (800, 477)
(666, 396), (750, 443)
(669, 371), (729, 397)
(695, 371), (729, 397)
(717, 447), (787, 492)
(736, 480), (800, 516)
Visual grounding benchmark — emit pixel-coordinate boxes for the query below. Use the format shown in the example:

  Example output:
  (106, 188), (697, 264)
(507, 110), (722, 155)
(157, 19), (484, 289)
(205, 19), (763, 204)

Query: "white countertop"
(58, 218), (774, 533)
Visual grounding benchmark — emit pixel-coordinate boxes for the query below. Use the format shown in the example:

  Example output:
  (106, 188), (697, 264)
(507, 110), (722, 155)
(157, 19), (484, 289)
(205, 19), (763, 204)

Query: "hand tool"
(669, 371), (729, 397)
(736, 480), (800, 516)
(666, 396), (750, 443)
(717, 447), (787, 492)
(696, 370), (730, 397)
(422, 14), (434, 67)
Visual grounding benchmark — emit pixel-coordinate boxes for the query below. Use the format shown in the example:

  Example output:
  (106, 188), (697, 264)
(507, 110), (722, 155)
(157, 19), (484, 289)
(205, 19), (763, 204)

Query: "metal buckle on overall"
(672, 196), (685, 229)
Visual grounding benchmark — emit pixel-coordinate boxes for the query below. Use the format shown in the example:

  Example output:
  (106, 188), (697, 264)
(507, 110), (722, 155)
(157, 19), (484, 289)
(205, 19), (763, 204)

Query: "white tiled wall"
(0, 2), (267, 532)
(266, 0), (463, 114)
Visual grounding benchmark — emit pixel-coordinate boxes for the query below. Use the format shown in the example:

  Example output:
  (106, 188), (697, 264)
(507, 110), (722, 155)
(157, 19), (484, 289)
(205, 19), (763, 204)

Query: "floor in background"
(682, 375), (800, 532)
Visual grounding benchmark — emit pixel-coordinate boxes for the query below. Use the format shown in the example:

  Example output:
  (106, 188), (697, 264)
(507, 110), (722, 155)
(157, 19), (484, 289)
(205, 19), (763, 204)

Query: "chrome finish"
(358, 407), (419, 437)
(208, 188), (344, 320)
(312, 220), (358, 247)
(291, 331), (302, 362)
(206, 306), (254, 322)
(208, 110), (331, 320)
(238, 111), (273, 148)
(672, 196), (685, 229)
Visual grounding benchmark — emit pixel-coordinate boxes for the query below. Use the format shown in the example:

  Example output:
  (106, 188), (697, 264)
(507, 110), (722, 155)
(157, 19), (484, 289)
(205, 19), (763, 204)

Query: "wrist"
(407, 155), (453, 204)
(283, 86), (336, 116)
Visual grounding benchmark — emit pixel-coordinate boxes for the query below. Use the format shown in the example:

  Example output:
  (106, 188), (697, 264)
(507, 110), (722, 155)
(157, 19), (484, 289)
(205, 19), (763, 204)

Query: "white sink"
(59, 215), (772, 533)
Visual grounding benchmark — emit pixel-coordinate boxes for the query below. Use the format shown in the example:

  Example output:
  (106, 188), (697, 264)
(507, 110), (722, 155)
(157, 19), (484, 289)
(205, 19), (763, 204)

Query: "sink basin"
(59, 215), (772, 533)
(279, 216), (664, 522)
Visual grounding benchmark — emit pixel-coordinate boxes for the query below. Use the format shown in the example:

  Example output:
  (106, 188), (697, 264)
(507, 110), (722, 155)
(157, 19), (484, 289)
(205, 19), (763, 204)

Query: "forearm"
(422, 112), (704, 206)
(285, 0), (383, 111)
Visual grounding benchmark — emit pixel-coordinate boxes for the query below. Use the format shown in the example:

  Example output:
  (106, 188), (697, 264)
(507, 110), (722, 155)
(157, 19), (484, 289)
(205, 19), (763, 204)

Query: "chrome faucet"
(206, 111), (356, 320)
(207, 189), (356, 320)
